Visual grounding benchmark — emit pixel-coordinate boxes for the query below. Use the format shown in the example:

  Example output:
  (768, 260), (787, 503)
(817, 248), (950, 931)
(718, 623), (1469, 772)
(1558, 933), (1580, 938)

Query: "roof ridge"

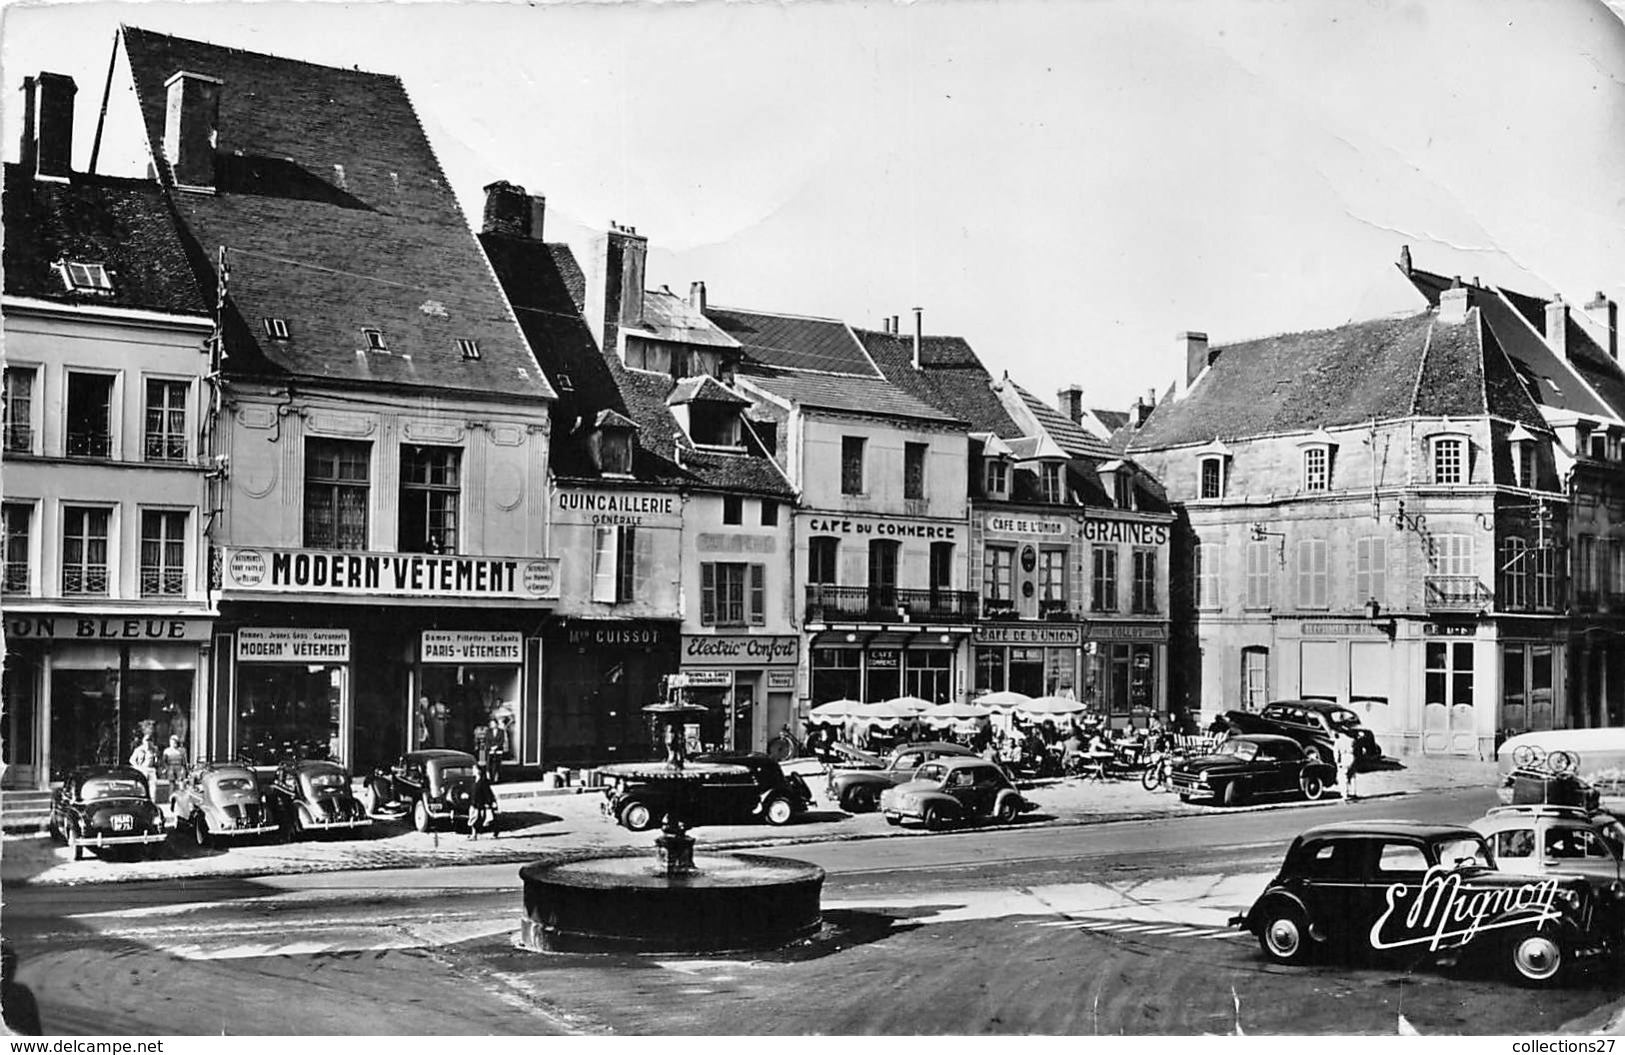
(121, 24), (401, 82)
(709, 303), (848, 325)
(1408, 314), (1435, 417)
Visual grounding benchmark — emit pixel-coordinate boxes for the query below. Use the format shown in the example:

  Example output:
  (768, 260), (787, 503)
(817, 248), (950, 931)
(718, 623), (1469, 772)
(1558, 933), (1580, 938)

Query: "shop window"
(144, 379), (188, 462)
(305, 438), (370, 550)
(2, 653), (37, 771)
(1245, 540), (1271, 608)
(1199, 456), (1224, 499)
(722, 495), (743, 525)
(808, 536), (839, 586)
(701, 561), (765, 626)
(1432, 435), (1466, 485)
(1092, 546), (1119, 612)
(3, 503), (31, 594)
(592, 525), (636, 603)
(1425, 640), (1475, 711)
(1241, 646), (1269, 710)
(1195, 543), (1221, 608)
(139, 510), (187, 597)
(61, 505), (110, 595)
(904, 442), (927, 500)
(867, 649), (902, 700)
(984, 458), (1009, 498)
(984, 545), (1015, 615)
(1356, 536), (1386, 606)
(50, 666), (192, 781)
(975, 647), (1005, 695)
(1009, 647), (1045, 697)
(811, 647), (861, 704)
(235, 661), (342, 764)
(841, 436), (865, 495)
(1501, 642), (1554, 735)
(1040, 462), (1063, 503)
(65, 372), (115, 458)
(1131, 548), (1157, 614)
(417, 666), (520, 755)
(399, 444), (461, 553)
(4, 366), (36, 454)
(1296, 538), (1328, 609)
(904, 649), (952, 703)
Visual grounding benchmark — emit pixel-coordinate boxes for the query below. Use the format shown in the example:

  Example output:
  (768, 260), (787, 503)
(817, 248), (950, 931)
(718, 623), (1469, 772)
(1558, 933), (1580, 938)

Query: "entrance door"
(1424, 640), (1477, 754)
(2, 654), (38, 787)
(1349, 641), (1394, 736)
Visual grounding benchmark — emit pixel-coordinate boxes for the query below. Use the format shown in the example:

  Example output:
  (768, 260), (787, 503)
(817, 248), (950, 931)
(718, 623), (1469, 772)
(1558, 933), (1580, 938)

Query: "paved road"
(6, 787), (1621, 1035)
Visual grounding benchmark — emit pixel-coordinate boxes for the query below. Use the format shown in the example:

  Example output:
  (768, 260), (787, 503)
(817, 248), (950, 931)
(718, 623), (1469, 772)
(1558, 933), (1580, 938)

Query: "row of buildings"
(4, 31), (1621, 787)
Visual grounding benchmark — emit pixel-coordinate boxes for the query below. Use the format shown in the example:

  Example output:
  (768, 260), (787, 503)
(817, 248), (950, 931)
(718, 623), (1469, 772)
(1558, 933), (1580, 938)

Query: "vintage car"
(372, 749), (480, 832)
(1223, 700), (1382, 767)
(48, 765), (167, 860)
(601, 752), (813, 832)
(170, 762), (279, 847)
(1233, 820), (1618, 986)
(1170, 733), (1338, 807)
(1471, 805), (1625, 892)
(826, 741), (980, 813)
(265, 759), (371, 838)
(879, 757), (1035, 830)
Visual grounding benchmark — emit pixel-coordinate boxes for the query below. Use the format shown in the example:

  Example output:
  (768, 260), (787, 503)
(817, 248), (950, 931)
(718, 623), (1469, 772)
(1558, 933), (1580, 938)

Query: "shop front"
(1082, 621), (1168, 729)
(542, 619), (680, 767)
(2, 611), (212, 788)
(972, 623), (1081, 698)
(677, 633), (799, 751)
(807, 630), (967, 706)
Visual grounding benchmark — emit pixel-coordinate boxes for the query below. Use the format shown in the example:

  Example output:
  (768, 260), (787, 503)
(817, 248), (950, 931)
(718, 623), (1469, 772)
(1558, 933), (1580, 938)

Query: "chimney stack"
(689, 281), (707, 314)
(481, 181), (545, 240)
(1587, 291), (1618, 360)
(1057, 385), (1084, 425)
(1133, 396), (1154, 427)
(1439, 285), (1469, 325)
(912, 307), (924, 370)
(163, 71), (222, 190)
(1546, 294), (1569, 358)
(1398, 245), (1413, 275)
(1181, 331), (1212, 392)
(1145, 388), (1156, 407)
(21, 73), (77, 180)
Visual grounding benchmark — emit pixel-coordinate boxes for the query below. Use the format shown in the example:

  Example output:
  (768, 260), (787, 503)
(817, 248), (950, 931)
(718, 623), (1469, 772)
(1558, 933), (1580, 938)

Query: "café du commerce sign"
(221, 546), (561, 601)
(1369, 865), (1564, 953)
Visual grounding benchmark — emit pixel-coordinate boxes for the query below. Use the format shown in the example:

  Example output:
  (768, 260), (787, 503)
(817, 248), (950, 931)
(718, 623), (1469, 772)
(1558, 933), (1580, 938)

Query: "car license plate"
(110, 814), (133, 831)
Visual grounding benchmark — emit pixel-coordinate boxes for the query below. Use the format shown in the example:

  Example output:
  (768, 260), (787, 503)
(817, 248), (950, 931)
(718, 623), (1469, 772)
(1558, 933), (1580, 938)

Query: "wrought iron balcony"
(3, 423), (33, 453)
(66, 429), (112, 458)
(805, 585), (979, 624)
(1424, 575), (1492, 612)
(1039, 598), (1074, 621)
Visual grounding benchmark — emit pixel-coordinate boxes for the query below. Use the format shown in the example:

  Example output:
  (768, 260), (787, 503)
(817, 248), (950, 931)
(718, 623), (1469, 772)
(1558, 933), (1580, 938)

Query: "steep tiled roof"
(2, 164), (208, 316)
(1010, 383), (1114, 458)
(120, 27), (552, 403)
(738, 369), (960, 424)
(633, 289), (739, 348)
(855, 327), (1024, 439)
(1094, 409), (1130, 432)
(611, 363), (792, 496)
(668, 374), (748, 406)
(706, 306), (877, 375)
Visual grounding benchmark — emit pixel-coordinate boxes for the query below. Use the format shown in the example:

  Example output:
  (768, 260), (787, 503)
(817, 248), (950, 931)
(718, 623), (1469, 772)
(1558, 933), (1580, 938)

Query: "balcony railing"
(140, 567), (186, 597)
(805, 585), (979, 624)
(144, 433), (188, 462)
(3, 562), (29, 593)
(1425, 575), (1492, 612)
(1039, 598), (1074, 621)
(66, 429), (112, 458)
(3, 423), (33, 453)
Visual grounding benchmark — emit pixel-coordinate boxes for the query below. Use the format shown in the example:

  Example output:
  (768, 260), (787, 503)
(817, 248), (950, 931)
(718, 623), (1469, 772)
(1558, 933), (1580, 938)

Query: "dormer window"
(1114, 472), (1134, 510)
(60, 261), (113, 293)
(599, 430), (632, 475)
(263, 318), (290, 340)
(1200, 457), (1224, 499)
(688, 405), (741, 447)
(1431, 433), (1467, 485)
(984, 458), (1009, 498)
(456, 338), (480, 361)
(1508, 423), (1538, 488)
(362, 328), (387, 352)
(1297, 428), (1336, 493)
(1040, 462), (1064, 503)
(557, 372), (574, 392)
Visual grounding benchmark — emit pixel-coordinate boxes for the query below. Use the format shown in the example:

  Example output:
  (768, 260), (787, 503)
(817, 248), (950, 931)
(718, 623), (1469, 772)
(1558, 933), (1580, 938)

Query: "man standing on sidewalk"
(1336, 730), (1359, 802)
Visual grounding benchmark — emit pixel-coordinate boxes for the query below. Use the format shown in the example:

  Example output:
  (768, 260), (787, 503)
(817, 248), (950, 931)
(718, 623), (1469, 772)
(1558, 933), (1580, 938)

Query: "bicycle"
(1140, 745), (1188, 792)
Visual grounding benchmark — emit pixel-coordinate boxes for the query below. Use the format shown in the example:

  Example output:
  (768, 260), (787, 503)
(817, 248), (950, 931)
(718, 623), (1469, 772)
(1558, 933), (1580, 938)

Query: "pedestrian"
(129, 734), (159, 802)
(160, 735), (187, 800)
(487, 717), (509, 784)
(1336, 729), (1359, 802)
(468, 764), (498, 839)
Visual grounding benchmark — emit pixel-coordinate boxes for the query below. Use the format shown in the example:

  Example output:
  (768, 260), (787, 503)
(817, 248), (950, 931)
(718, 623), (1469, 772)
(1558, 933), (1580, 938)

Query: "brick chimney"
(1057, 385), (1084, 424)
(20, 73), (76, 180)
(689, 281), (707, 314)
(912, 307), (924, 370)
(1587, 291), (1618, 360)
(1546, 294), (1569, 358)
(163, 71), (222, 190)
(1181, 332), (1212, 392)
(1398, 244), (1413, 275)
(1133, 396), (1154, 427)
(482, 181), (545, 239)
(585, 222), (648, 357)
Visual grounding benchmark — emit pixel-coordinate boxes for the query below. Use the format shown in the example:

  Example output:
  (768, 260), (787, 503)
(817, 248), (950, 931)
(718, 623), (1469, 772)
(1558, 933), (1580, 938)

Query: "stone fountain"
(518, 702), (824, 953)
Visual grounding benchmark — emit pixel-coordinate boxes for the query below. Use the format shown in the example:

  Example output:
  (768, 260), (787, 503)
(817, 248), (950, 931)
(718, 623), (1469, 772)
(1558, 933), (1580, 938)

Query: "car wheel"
(763, 796), (794, 826)
(620, 801), (657, 832)
(842, 785), (878, 814)
(1300, 773), (1325, 801)
(193, 815), (211, 849)
(884, 815), (902, 826)
(1258, 905), (1313, 965)
(1221, 781), (1246, 808)
(1178, 793), (1193, 804)
(47, 814), (63, 844)
(923, 805), (949, 831)
(412, 798), (431, 833)
(73, 844), (84, 861)
(1508, 933), (1566, 986)
(995, 796), (1020, 823)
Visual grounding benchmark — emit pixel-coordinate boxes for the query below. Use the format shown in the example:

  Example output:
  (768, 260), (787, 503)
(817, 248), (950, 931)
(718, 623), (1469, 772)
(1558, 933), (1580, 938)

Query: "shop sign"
(1301, 622), (1390, 637)
(3, 615), (211, 641)
(1088, 622), (1168, 642)
(802, 515), (957, 541)
(766, 670), (796, 691)
(681, 634), (799, 666)
(868, 649), (901, 669)
(562, 621), (677, 649)
(237, 627), (351, 663)
(973, 624), (1081, 646)
(1080, 518), (1169, 547)
(985, 514), (1067, 537)
(1370, 868), (1562, 952)
(680, 669), (734, 688)
(1424, 623), (1477, 637)
(421, 631), (523, 664)
(221, 546), (561, 602)
(554, 489), (680, 527)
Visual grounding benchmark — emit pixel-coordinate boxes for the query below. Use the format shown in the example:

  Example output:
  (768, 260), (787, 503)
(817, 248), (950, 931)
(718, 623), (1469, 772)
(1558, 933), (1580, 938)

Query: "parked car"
(170, 762), (279, 847)
(1233, 820), (1618, 986)
(266, 759), (371, 838)
(369, 749), (480, 833)
(1471, 804), (1625, 892)
(601, 752), (813, 832)
(1224, 700), (1382, 767)
(879, 757), (1034, 830)
(826, 741), (980, 813)
(48, 765), (168, 860)
(1170, 733), (1337, 807)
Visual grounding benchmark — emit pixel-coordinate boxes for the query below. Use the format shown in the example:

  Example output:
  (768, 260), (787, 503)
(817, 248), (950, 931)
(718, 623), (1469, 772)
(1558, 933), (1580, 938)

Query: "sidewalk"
(0, 754), (1498, 889)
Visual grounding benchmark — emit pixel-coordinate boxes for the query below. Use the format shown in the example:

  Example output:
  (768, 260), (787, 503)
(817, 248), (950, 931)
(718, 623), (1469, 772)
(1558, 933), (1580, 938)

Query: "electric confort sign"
(222, 546), (560, 601)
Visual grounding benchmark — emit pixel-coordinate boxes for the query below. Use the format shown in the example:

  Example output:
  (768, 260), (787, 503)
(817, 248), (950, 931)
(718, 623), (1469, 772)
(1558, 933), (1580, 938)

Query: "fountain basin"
(519, 849), (825, 953)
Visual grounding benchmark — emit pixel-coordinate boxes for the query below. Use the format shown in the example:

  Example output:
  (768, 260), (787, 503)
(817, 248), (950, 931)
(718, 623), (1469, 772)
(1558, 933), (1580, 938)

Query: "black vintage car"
(1224, 700), (1382, 767)
(602, 752), (813, 831)
(48, 765), (168, 860)
(1170, 733), (1337, 807)
(1234, 820), (1620, 986)
(266, 759), (371, 838)
(370, 749), (479, 833)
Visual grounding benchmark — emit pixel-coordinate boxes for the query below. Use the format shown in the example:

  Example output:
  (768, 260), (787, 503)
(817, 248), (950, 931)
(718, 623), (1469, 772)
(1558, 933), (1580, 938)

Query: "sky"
(4, 0), (1624, 413)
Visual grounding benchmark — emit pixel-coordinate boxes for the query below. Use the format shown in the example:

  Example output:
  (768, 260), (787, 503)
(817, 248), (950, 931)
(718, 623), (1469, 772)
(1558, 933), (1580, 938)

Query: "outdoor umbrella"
(921, 700), (990, 725)
(1015, 695), (1087, 719)
(857, 697), (931, 721)
(973, 690), (1033, 712)
(808, 698), (865, 722)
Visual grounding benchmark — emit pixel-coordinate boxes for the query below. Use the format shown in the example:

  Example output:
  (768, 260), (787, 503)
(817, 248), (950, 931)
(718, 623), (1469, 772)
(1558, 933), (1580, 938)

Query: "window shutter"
(617, 526), (636, 601)
(700, 562), (716, 625)
(591, 526), (617, 602)
(749, 563), (766, 625)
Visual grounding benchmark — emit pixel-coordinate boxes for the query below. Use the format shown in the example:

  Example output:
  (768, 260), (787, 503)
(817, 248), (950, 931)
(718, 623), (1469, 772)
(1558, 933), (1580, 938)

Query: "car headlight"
(1558, 888), (1583, 910)
(1197, 772), (1209, 785)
